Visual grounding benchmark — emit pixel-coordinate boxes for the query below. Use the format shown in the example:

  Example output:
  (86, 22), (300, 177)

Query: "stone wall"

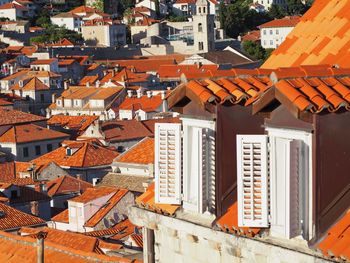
(129, 207), (333, 263)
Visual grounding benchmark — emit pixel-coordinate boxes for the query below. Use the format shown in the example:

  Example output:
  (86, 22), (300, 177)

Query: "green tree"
(284, 0), (306, 15)
(242, 40), (273, 61)
(30, 25), (83, 44)
(268, 4), (285, 19)
(91, 0), (104, 12)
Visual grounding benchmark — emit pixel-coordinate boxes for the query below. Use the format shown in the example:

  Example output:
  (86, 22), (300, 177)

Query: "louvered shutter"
(288, 139), (302, 238)
(237, 135), (269, 227)
(155, 123), (182, 204)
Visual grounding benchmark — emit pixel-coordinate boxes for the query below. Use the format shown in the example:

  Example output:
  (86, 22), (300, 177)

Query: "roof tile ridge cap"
(80, 142), (89, 167)
(53, 176), (66, 196)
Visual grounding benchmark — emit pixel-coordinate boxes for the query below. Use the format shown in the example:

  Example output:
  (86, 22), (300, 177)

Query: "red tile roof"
(174, 0), (195, 4)
(0, 162), (31, 182)
(85, 219), (135, 237)
(69, 186), (118, 203)
(317, 209), (350, 261)
(216, 202), (262, 237)
(0, 2), (27, 9)
(47, 115), (98, 132)
(0, 124), (69, 144)
(135, 183), (179, 215)
(102, 119), (153, 142)
(20, 227), (122, 254)
(274, 73), (350, 113)
(100, 68), (150, 84)
(116, 137), (154, 165)
(79, 75), (99, 85)
(141, 117), (181, 134)
(0, 203), (45, 230)
(46, 175), (92, 197)
(262, 0), (350, 69)
(9, 185), (50, 204)
(31, 59), (57, 65)
(32, 140), (119, 168)
(242, 30), (260, 42)
(130, 233), (143, 248)
(51, 208), (68, 223)
(0, 230), (133, 262)
(11, 77), (49, 91)
(259, 16), (301, 28)
(119, 94), (163, 112)
(84, 188), (129, 227)
(0, 108), (46, 126)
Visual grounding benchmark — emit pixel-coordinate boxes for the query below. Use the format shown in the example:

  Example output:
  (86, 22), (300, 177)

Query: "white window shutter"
(288, 139), (302, 238)
(237, 135), (269, 228)
(155, 123), (182, 204)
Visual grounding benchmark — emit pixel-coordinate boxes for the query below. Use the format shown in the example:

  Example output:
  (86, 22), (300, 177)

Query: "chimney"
(9, 65), (13, 75)
(36, 232), (46, 263)
(127, 90), (133, 98)
(64, 81), (69, 90)
(112, 69), (115, 77)
(86, 81), (90, 87)
(137, 89), (142, 98)
(146, 90), (152, 98)
(30, 201), (39, 216)
(95, 80), (100, 88)
(51, 93), (56, 103)
(76, 174), (82, 180)
(19, 80), (24, 88)
(39, 183), (47, 193)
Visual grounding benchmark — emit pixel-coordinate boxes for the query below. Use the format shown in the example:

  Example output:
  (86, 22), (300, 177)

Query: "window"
(47, 144), (52, 152)
(199, 41), (204, 51)
(270, 29), (273, 35)
(203, 7), (206, 13)
(35, 145), (41, 156)
(198, 23), (203, 32)
(198, 7), (201, 13)
(155, 120), (215, 214)
(23, 147), (29, 158)
(263, 29), (266, 35)
(276, 29), (279, 34)
(270, 40), (273, 45)
(236, 131), (311, 240)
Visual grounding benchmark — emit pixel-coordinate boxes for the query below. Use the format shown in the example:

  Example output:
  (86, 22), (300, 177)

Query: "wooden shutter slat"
(237, 135), (269, 228)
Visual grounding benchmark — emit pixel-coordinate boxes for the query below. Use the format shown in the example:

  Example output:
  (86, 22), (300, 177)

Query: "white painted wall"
(260, 26), (294, 49)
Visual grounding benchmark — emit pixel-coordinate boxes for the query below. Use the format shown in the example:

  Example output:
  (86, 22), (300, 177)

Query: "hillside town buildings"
(0, 0), (347, 262)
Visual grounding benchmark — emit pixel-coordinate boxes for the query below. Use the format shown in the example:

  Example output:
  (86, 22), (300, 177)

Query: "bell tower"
(193, 0), (215, 53)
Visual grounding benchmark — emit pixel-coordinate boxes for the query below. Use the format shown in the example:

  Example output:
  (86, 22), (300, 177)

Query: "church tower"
(193, 0), (215, 53)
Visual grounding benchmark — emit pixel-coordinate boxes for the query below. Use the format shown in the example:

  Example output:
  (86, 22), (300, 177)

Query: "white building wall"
(51, 17), (79, 31)
(129, 207), (332, 263)
(260, 26), (294, 49)
(0, 8), (17, 21)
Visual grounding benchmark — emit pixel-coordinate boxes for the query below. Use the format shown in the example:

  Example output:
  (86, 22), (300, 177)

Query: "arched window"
(198, 7), (201, 13)
(203, 7), (206, 13)
(198, 23), (203, 32)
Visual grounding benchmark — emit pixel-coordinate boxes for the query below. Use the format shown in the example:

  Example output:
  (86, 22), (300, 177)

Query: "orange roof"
(130, 234), (143, 248)
(79, 75), (99, 85)
(167, 74), (271, 107)
(259, 16), (301, 28)
(100, 68), (150, 84)
(262, 0), (350, 69)
(242, 30), (260, 42)
(0, 124), (69, 144)
(0, 162), (32, 182)
(0, 230), (133, 262)
(0, 108), (45, 126)
(11, 77), (49, 91)
(51, 208), (68, 223)
(0, 2), (27, 9)
(70, 5), (99, 14)
(317, 209), (350, 261)
(57, 86), (122, 100)
(69, 186), (117, 203)
(85, 219), (136, 237)
(274, 73), (350, 113)
(216, 202), (261, 237)
(118, 94), (163, 112)
(31, 59), (57, 65)
(32, 140), (119, 168)
(116, 137), (154, 165)
(84, 188), (129, 227)
(58, 59), (75, 66)
(135, 183), (179, 215)
(46, 175), (92, 197)
(174, 0), (195, 4)
(20, 227), (122, 254)
(47, 115), (98, 132)
(0, 203), (45, 230)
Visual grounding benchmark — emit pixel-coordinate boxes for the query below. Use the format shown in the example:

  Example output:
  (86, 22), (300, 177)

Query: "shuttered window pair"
(237, 135), (306, 239)
(154, 121), (215, 214)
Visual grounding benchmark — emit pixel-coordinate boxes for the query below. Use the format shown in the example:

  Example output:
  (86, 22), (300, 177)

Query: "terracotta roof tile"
(0, 108), (46, 126)
(85, 219), (134, 237)
(0, 124), (69, 144)
(11, 77), (49, 91)
(0, 203), (45, 230)
(9, 186), (50, 204)
(70, 186), (118, 204)
(51, 209), (68, 223)
(259, 16), (301, 28)
(119, 94), (163, 112)
(141, 117), (181, 134)
(136, 183), (179, 215)
(317, 209), (350, 261)
(47, 115), (98, 132)
(84, 188), (129, 227)
(262, 0), (350, 69)
(46, 175), (92, 197)
(216, 202), (261, 237)
(0, 230), (132, 262)
(130, 233), (143, 247)
(32, 140), (119, 168)
(116, 137), (154, 164)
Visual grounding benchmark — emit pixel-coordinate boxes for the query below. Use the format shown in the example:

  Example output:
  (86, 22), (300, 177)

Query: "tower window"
(198, 23), (203, 32)
(199, 42), (204, 50)
(203, 7), (206, 13)
(198, 7), (201, 13)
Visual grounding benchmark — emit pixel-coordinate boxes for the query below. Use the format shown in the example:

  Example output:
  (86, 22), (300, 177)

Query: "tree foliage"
(30, 25), (83, 44)
(242, 41), (273, 61)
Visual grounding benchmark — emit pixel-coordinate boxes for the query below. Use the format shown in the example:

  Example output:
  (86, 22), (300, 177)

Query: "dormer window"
(66, 147), (72, 156)
(155, 118), (216, 214)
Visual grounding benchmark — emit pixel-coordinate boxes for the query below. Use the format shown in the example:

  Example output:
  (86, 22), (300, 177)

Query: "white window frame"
(266, 127), (313, 240)
(182, 117), (215, 214)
